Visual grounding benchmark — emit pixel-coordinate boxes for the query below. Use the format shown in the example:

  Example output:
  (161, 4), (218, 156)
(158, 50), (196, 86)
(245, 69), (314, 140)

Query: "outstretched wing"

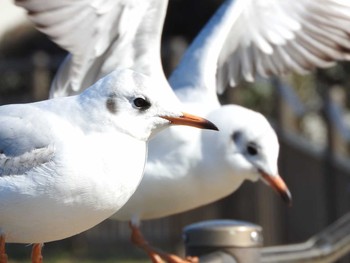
(170, 0), (350, 100)
(16, 0), (168, 97)
(218, 0), (350, 91)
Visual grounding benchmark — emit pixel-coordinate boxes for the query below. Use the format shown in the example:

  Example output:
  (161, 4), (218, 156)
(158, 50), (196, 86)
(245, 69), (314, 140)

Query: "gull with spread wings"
(16, 0), (350, 262)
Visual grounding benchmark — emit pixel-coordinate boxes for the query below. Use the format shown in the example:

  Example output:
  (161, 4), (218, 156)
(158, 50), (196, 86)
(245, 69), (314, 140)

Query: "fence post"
(183, 220), (263, 262)
(32, 51), (50, 101)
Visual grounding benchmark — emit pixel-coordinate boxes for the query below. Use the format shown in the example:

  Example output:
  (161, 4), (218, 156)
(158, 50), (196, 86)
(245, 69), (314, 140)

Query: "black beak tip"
(207, 121), (219, 131)
(280, 190), (292, 207)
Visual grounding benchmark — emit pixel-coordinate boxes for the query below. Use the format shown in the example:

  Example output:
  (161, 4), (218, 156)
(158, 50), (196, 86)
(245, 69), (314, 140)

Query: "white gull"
(15, 0), (350, 262)
(0, 68), (217, 263)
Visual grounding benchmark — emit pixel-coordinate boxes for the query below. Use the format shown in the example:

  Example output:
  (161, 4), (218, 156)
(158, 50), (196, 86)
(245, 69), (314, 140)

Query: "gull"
(0, 68), (217, 263)
(15, 0), (350, 262)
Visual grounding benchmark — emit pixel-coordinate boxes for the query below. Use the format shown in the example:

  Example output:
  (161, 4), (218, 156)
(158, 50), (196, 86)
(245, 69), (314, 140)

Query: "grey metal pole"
(261, 212), (350, 262)
(183, 220), (263, 263)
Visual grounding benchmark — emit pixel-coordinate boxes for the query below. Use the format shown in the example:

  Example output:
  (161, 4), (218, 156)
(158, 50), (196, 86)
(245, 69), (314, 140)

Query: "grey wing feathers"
(0, 106), (55, 176)
(16, 0), (167, 97)
(217, 0), (350, 93)
(0, 147), (55, 177)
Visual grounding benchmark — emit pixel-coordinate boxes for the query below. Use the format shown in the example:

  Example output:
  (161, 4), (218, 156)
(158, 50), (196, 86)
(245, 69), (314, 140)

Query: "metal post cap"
(183, 220), (263, 248)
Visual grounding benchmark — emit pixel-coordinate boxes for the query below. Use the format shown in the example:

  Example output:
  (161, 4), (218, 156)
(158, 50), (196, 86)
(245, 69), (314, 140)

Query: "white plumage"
(0, 68), (216, 262)
(15, 0), (350, 262)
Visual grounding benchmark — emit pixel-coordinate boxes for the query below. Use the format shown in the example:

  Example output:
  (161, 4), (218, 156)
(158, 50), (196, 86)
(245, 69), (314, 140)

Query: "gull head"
(204, 105), (291, 205)
(78, 69), (218, 141)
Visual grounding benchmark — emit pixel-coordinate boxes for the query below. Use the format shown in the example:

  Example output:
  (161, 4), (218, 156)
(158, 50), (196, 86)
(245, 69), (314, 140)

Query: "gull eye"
(133, 97), (151, 110)
(247, 143), (258, 156)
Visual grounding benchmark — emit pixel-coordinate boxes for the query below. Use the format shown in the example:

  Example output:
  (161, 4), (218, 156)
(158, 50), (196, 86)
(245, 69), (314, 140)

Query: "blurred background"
(1, 0), (350, 262)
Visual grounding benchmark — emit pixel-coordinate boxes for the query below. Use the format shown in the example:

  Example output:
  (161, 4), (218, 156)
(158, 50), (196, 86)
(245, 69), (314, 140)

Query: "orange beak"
(162, 112), (219, 131)
(259, 170), (292, 206)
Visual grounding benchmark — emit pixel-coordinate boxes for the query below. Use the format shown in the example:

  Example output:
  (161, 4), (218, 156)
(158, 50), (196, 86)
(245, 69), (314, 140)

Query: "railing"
(183, 212), (350, 262)
(261, 212), (350, 262)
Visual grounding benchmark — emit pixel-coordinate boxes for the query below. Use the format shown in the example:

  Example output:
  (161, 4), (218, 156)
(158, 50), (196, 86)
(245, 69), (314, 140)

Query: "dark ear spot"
(232, 131), (242, 143)
(106, 95), (118, 114)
